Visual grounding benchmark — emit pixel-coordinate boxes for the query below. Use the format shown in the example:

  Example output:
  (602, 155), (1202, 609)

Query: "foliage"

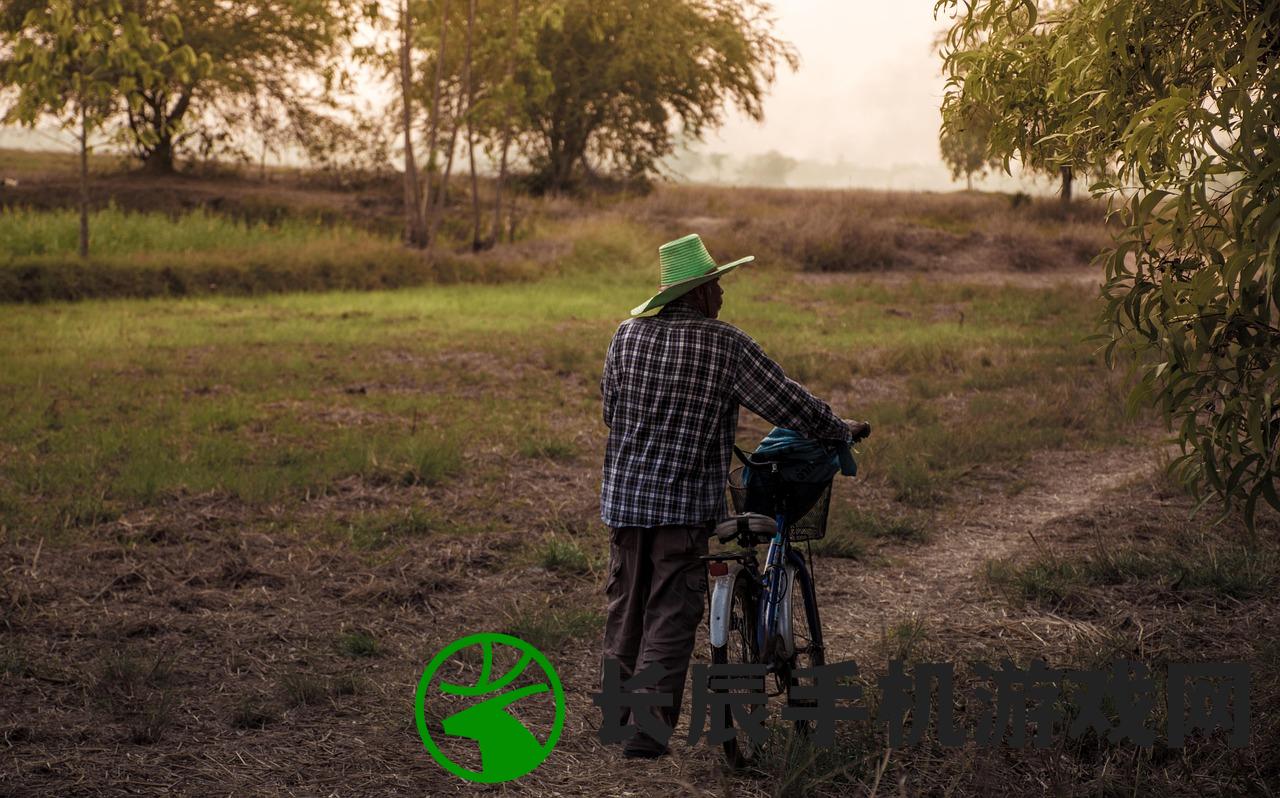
(1, 0), (206, 255)
(0, 1), (363, 173)
(938, 0), (1280, 531)
(136, 0), (366, 171)
(938, 108), (1001, 189)
(520, 0), (797, 192)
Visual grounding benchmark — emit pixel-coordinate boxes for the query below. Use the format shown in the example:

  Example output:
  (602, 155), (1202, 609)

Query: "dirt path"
(517, 438), (1168, 798)
(818, 442), (1162, 667)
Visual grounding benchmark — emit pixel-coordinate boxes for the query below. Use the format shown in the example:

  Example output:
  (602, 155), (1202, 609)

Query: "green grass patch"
(504, 604), (602, 651)
(985, 539), (1280, 608)
(880, 616), (931, 663)
(851, 509), (930, 543)
(279, 672), (330, 707)
(754, 716), (882, 795)
(338, 630), (380, 658)
(331, 508), (438, 551)
(985, 557), (1090, 607)
(863, 367), (1134, 507)
(0, 207), (647, 302)
(809, 508), (927, 559)
(230, 694), (279, 730)
(808, 529), (869, 560)
(518, 431), (579, 461)
(536, 536), (596, 575)
(2, 205), (381, 257)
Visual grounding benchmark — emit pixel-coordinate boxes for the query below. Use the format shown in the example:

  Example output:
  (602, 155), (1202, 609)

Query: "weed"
(127, 691), (177, 744)
(337, 509), (435, 550)
(537, 536), (595, 574)
(279, 672), (329, 707)
(987, 538), (1280, 610)
(330, 674), (367, 697)
(809, 530), (868, 560)
(846, 508), (929, 544)
(519, 433), (578, 461)
(230, 694), (279, 730)
(754, 720), (880, 797)
(96, 650), (173, 698)
(985, 557), (1085, 608)
(338, 631), (380, 658)
(505, 605), (602, 651)
(881, 616), (930, 663)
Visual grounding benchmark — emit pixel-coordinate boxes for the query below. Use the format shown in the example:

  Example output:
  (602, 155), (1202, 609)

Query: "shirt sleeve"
(733, 332), (852, 443)
(601, 327), (620, 429)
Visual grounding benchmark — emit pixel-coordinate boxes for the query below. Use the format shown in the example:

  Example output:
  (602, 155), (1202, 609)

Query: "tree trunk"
(400, 0), (428, 247)
(78, 105), (89, 259)
(141, 133), (176, 174)
(966, 171), (973, 192)
(419, 0), (450, 249)
(543, 141), (576, 194)
(427, 92), (461, 243)
(491, 0), (518, 247)
(1060, 165), (1073, 204)
(493, 133), (510, 245)
(464, 0), (481, 251)
(544, 123), (590, 193)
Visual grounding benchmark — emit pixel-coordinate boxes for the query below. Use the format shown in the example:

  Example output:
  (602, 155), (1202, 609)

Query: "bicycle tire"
(785, 567), (825, 736)
(710, 570), (764, 768)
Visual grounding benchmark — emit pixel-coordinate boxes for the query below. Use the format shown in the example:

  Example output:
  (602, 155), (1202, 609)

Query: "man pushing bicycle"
(598, 233), (871, 759)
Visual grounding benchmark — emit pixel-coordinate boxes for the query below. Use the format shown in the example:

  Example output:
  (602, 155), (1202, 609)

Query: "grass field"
(1, 149), (1113, 302)
(2, 168), (1276, 796)
(0, 216), (1138, 538)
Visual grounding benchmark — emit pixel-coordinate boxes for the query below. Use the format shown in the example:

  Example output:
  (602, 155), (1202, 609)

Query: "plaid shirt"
(600, 301), (853, 528)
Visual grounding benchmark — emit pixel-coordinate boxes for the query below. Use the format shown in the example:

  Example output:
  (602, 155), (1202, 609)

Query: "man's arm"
(601, 328), (619, 429)
(733, 333), (853, 442)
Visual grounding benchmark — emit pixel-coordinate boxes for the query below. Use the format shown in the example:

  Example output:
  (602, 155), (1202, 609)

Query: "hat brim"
(629, 255), (754, 316)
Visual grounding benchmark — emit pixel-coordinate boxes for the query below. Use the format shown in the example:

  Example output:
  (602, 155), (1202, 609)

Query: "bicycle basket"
(727, 465), (833, 542)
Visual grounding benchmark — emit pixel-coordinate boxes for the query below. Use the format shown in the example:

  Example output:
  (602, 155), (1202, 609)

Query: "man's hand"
(844, 419), (872, 442)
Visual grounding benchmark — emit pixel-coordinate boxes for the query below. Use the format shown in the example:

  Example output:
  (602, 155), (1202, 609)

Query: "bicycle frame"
(707, 514), (825, 672)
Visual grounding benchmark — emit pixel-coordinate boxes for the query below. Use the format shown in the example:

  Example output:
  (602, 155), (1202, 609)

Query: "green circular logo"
(414, 632), (565, 784)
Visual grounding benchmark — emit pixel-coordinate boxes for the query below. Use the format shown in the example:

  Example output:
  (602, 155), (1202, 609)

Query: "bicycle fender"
(708, 562), (744, 649)
(777, 561), (798, 660)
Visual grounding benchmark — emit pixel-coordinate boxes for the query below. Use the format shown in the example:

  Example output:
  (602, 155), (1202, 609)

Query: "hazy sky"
(708, 0), (951, 167)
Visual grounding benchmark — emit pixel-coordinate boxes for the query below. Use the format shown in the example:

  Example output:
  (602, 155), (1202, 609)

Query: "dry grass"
(2, 164), (1112, 302)
(618, 183), (1113, 276)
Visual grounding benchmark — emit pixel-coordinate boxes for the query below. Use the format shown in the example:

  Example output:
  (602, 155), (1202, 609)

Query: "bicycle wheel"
(785, 568), (825, 736)
(710, 571), (764, 768)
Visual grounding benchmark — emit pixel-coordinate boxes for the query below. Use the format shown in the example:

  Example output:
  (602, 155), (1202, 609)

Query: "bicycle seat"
(715, 512), (776, 543)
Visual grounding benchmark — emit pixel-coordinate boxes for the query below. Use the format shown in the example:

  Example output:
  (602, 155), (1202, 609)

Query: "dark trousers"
(600, 522), (711, 741)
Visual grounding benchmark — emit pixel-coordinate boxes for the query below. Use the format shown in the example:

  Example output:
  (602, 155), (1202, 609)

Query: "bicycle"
(700, 432), (859, 767)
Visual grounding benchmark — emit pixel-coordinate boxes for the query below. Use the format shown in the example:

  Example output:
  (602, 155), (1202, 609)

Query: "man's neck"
(662, 299), (704, 317)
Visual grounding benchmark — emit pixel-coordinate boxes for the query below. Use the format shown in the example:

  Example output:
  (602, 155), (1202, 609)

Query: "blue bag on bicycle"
(735, 427), (856, 522)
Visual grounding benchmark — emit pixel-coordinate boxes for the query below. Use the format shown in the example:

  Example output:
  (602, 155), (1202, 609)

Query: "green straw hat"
(630, 233), (754, 316)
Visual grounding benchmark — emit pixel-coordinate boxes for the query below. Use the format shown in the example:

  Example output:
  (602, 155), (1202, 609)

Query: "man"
(598, 233), (870, 758)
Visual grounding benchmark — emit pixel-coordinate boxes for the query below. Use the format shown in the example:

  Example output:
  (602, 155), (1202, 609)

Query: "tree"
(105, 0), (361, 173)
(939, 110), (1001, 191)
(938, 3), (1094, 202)
(938, 0), (1280, 531)
(521, 0), (797, 192)
(399, 0), (428, 246)
(489, 0), (520, 246)
(463, 0), (481, 250)
(709, 152), (728, 184)
(738, 149), (797, 188)
(2, 0), (204, 256)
